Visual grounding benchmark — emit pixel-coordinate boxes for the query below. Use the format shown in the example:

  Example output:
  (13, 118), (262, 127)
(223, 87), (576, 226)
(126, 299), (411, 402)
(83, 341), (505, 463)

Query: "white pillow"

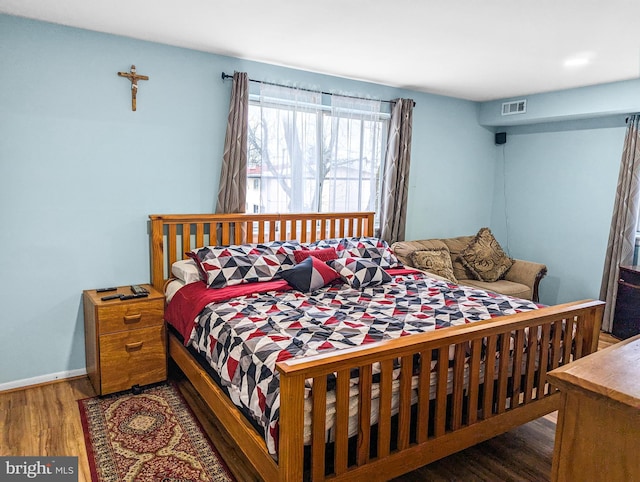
(171, 259), (202, 284)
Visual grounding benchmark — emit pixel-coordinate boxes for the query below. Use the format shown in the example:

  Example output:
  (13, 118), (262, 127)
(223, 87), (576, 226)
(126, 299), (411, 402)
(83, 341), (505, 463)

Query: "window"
(246, 84), (388, 223)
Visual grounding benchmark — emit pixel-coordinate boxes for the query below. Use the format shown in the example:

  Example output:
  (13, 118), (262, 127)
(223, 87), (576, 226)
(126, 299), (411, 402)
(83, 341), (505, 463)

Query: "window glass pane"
(247, 87), (387, 224)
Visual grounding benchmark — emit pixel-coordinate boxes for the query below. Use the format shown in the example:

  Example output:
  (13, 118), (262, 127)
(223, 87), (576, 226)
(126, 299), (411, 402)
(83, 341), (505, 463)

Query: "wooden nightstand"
(83, 284), (166, 395)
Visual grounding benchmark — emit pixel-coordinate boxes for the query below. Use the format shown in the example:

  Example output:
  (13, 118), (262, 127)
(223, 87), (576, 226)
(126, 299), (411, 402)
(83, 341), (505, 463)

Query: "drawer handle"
(123, 314), (142, 324)
(125, 342), (144, 351)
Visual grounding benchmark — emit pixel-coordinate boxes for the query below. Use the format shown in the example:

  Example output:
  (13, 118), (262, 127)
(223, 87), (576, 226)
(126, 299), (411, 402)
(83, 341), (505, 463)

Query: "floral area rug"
(78, 383), (235, 482)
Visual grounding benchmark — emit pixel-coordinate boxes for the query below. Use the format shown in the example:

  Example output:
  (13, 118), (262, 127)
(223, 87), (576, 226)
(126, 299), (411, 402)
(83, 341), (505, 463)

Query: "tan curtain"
(216, 72), (248, 213)
(378, 98), (414, 244)
(599, 114), (640, 332)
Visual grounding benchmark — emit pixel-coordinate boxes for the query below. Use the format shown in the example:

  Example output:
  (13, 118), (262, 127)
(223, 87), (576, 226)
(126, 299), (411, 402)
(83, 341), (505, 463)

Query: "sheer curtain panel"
(250, 84), (322, 213)
(326, 95), (384, 217)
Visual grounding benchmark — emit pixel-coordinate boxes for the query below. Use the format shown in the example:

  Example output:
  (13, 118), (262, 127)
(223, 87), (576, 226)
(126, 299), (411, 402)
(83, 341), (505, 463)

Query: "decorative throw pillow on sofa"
(410, 248), (458, 283)
(459, 228), (513, 282)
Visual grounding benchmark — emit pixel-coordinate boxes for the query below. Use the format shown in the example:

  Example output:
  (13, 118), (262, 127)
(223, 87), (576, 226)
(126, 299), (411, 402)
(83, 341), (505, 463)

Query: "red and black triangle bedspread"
(165, 268), (539, 457)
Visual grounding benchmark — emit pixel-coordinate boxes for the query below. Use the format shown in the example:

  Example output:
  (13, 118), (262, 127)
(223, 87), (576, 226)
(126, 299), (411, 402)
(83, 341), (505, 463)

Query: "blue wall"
(0, 15), (495, 386)
(489, 119), (624, 305)
(481, 79), (635, 307)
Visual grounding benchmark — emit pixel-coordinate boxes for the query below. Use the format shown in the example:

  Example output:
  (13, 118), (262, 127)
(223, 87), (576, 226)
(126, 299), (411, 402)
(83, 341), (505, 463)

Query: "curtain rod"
(221, 72), (415, 107)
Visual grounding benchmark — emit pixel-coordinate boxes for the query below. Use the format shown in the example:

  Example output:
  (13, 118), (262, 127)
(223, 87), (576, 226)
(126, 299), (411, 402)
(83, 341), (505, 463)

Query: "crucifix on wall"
(117, 65), (149, 111)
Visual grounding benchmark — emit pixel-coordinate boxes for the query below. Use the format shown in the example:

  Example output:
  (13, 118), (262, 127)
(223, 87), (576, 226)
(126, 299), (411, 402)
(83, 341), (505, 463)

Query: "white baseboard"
(0, 368), (87, 392)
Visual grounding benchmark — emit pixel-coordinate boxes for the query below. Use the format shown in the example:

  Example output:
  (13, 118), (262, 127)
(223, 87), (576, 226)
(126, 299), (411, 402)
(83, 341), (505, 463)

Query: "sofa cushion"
(410, 248), (458, 283)
(459, 228), (513, 282)
(459, 278), (531, 300)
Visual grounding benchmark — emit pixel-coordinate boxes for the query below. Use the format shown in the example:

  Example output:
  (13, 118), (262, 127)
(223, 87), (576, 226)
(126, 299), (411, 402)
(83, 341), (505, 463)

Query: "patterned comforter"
(169, 269), (538, 457)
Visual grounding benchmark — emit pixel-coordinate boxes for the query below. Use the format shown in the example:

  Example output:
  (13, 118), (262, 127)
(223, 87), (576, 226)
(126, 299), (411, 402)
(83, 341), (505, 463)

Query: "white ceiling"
(2, 0), (639, 101)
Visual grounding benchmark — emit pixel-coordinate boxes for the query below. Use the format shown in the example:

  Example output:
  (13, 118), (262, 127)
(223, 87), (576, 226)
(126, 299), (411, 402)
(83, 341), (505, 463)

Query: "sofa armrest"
(504, 260), (547, 303)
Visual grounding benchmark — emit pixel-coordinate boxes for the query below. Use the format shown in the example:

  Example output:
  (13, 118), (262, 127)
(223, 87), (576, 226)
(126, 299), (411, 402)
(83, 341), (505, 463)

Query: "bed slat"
(416, 349), (432, 443)
(511, 329), (525, 406)
(397, 355), (413, 450)
(548, 320), (563, 393)
(377, 359), (393, 459)
(168, 224), (177, 268)
(451, 343), (466, 430)
(434, 347), (448, 437)
(182, 223), (191, 253)
(575, 315), (585, 359)
(482, 335), (497, 418)
(524, 326), (538, 404)
(334, 369), (350, 475)
(496, 333), (511, 413)
(195, 223), (204, 249)
(467, 338), (482, 425)
(536, 323), (551, 398)
(311, 375), (327, 481)
(356, 365), (372, 466)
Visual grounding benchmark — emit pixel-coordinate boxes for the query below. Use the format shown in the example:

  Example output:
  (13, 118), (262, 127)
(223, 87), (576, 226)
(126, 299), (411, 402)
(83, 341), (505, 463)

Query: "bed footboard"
(276, 299), (604, 481)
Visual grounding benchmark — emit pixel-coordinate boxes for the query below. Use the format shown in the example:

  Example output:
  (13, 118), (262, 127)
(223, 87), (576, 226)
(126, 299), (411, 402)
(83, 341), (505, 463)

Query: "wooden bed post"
(581, 302), (605, 353)
(150, 215), (164, 292)
(277, 372), (306, 482)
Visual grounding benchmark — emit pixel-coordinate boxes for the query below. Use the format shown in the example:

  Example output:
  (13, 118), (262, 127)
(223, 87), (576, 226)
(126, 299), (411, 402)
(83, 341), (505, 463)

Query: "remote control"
(130, 284), (149, 295)
(101, 294), (123, 301)
(96, 287), (117, 293)
(120, 293), (149, 300)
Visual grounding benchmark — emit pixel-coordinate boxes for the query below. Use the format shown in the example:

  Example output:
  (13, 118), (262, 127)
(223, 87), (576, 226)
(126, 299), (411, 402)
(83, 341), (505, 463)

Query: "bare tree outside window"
(247, 85), (387, 223)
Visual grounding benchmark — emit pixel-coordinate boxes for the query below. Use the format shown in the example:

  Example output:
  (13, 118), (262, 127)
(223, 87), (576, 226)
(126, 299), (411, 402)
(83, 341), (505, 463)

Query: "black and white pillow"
(311, 236), (401, 268)
(188, 241), (303, 288)
(327, 257), (392, 289)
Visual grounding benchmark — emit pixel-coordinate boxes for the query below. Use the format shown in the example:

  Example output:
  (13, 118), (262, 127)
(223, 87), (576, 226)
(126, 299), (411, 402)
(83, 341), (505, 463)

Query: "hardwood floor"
(0, 332), (620, 482)
(0, 376), (96, 482)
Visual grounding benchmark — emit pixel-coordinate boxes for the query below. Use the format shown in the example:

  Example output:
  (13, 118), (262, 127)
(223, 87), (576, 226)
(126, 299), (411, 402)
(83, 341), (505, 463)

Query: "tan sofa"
(391, 235), (547, 302)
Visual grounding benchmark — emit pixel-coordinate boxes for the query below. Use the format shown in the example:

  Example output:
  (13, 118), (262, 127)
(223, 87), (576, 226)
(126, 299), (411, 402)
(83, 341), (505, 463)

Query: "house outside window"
(246, 84), (388, 225)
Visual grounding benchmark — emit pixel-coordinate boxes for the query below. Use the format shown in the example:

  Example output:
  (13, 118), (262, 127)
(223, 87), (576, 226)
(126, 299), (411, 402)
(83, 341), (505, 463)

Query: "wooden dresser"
(612, 265), (640, 339)
(547, 334), (640, 482)
(83, 284), (166, 395)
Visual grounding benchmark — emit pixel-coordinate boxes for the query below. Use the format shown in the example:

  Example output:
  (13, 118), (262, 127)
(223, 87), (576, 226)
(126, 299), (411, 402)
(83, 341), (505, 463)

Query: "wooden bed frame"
(149, 212), (604, 482)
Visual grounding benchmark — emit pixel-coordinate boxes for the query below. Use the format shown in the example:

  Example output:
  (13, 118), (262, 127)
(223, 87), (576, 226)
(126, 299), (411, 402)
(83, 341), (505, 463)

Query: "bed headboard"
(149, 212), (375, 292)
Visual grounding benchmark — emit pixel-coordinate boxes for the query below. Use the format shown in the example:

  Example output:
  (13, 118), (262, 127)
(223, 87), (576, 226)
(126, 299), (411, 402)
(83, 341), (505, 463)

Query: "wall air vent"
(501, 99), (527, 115)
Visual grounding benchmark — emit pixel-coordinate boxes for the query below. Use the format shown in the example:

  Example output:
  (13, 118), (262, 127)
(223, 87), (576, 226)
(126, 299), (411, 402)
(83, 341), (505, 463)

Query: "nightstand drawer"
(99, 325), (167, 395)
(97, 299), (163, 334)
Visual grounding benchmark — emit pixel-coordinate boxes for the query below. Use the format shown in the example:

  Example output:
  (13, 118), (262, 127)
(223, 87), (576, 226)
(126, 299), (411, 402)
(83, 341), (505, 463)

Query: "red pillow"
(294, 247), (338, 264)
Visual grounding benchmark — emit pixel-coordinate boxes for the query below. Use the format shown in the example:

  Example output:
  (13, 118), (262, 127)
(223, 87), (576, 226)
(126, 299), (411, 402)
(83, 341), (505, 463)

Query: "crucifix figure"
(117, 65), (149, 111)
